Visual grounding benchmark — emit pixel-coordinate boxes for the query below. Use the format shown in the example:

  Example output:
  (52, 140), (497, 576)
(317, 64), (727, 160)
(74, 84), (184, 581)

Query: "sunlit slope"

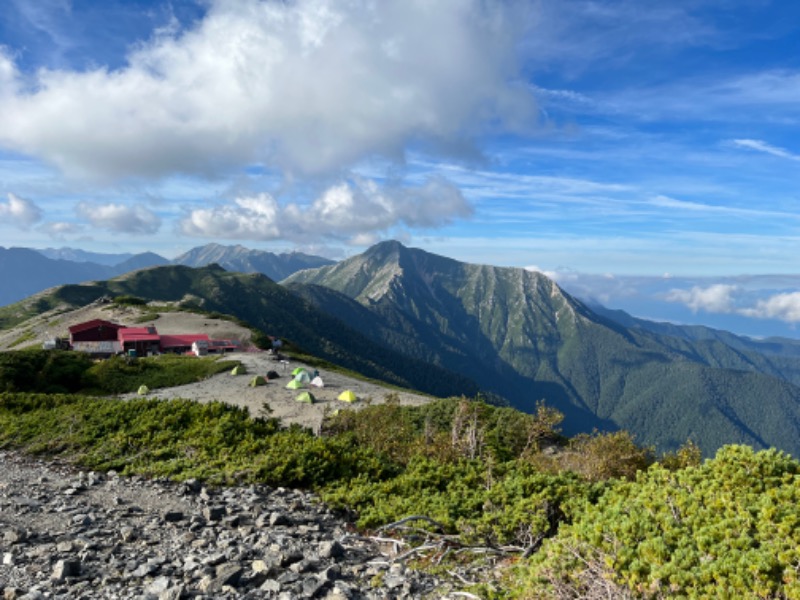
(285, 241), (800, 455)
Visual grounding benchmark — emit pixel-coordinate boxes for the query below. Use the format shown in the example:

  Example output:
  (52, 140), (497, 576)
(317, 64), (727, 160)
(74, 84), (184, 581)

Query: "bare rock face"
(0, 451), (472, 599)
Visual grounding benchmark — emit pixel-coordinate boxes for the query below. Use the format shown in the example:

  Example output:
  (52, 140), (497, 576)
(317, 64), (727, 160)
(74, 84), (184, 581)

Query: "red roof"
(210, 339), (240, 349)
(160, 334), (211, 348)
(118, 327), (161, 343)
(68, 319), (123, 334)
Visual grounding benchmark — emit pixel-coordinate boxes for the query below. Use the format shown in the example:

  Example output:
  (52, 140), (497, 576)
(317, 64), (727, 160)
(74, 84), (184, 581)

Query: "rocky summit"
(0, 451), (480, 599)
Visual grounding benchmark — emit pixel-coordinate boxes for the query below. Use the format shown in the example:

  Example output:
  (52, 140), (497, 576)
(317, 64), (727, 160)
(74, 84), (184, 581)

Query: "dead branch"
(377, 515), (447, 533)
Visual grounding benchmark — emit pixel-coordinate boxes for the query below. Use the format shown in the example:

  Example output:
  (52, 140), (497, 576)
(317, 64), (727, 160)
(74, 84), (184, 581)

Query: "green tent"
(231, 364), (247, 375)
(292, 367), (307, 376)
(286, 379), (304, 390)
(249, 375), (267, 387)
(137, 384), (150, 395)
(294, 370), (312, 384)
(337, 390), (357, 403)
(295, 391), (316, 404)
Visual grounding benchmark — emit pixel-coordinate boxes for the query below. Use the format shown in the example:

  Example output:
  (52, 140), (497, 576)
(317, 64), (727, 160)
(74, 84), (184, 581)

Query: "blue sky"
(1, 0), (800, 335)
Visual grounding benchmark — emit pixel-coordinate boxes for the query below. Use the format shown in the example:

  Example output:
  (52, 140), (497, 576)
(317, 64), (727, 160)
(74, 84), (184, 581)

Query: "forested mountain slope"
(284, 241), (800, 455)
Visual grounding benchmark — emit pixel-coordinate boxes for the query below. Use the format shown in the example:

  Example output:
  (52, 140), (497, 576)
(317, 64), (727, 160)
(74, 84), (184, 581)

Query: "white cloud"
(665, 284), (800, 324)
(730, 139), (800, 161)
(76, 202), (161, 234)
(39, 221), (84, 239)
(740, 292), (800, 323)
(525, 265), (562, 281)
(179, 175), (470, 242)
(0, 0), (534, 182)
(180, 193), (282, 240)
(665, 284), (738, 313)
(0, 192), (43, 227)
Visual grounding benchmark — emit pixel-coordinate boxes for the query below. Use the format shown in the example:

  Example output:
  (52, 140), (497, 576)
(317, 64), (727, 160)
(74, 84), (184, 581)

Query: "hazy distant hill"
(0, 244), (331, 308)
(37, 247), (137, 266)
(284, 240), (800, 456)
(172, 243), (334, 281)
(0, 247), (168, 308)
(0, 248), (110, 307)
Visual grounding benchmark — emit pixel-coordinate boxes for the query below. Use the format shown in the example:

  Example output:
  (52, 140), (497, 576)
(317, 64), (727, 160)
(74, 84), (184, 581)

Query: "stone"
(302, 575), (327, 597)
(51, 559), (81, 580)
(319, 540), (345, 559)
(4, 588), (24, 600)
(158, 585), (185, 600)
(260, 579), (281, 593)
(163, 510), (184, 523)
(119, 526), (136, 542)
(270, 511), (292, 527)
(204, 505), (227, 521)
(146, 576), (172, 594)
(3, 529), (26, 544)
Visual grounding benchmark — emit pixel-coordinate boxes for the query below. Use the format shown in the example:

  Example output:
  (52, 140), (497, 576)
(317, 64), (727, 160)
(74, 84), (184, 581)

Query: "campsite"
(125, 349), (432, 432)
(0, 300), (434, 432)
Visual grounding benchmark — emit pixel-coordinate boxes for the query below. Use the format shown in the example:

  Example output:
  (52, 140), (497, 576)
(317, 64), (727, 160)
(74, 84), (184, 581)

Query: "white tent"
(310, 376), (324, 388)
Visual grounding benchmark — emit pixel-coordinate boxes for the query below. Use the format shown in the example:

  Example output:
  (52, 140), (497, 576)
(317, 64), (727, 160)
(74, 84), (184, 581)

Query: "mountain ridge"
(284, 241), (800, 456)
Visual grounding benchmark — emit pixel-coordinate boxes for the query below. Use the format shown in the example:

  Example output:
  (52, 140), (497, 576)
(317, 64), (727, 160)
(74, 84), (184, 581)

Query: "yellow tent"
(249, 375), (267, 387)
(295, 391), (316, 404)
(337, 390), (357, 403)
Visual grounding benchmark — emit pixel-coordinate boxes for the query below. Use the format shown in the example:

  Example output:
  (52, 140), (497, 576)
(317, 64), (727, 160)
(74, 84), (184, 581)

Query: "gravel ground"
(127, 351), (433, 432)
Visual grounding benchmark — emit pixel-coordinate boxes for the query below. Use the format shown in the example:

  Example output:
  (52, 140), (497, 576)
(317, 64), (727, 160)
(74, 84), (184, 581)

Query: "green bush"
(112, 295), (148, 306)
(516, 445), (800, 598)
(85, 355), (237, 394)
(0, 350), (95, 394)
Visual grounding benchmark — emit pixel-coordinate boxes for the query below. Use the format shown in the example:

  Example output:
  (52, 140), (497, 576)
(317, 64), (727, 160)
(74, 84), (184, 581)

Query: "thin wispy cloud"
(730, 139), (800, 161)
(649, 195), (800, 220)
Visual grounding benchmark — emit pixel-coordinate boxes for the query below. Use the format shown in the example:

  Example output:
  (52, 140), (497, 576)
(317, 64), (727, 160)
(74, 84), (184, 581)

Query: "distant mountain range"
(172, 243), (333, 281)
(0, 247), (170, 307)
(4, 240), (800, 457)
(0, 244), (333, 307)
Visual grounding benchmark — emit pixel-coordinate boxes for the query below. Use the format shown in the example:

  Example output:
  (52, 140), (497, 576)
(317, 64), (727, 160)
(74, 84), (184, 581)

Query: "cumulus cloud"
(665, 284), (800, 324)
(76, 202), (161, 234)
(39, 221), (84, 239)
(740, 293), (800, 323)
(179, 175), (471, 242)
(665, 284), (737, 313)
(0, 193), (43, 227)
(180, 193), (281, 240)
(0, 0), (534, 181)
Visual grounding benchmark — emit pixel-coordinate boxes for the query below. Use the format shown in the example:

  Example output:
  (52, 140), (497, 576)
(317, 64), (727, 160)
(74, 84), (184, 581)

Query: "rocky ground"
(0, 451), (497, 599)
